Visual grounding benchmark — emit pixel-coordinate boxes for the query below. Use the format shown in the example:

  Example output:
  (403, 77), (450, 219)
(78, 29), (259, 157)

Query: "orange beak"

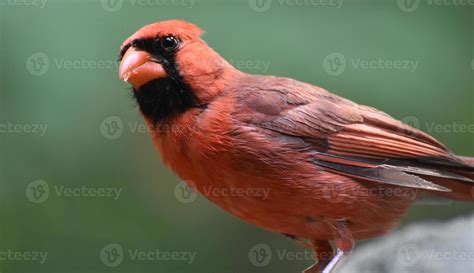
(119, 47), (167, 89)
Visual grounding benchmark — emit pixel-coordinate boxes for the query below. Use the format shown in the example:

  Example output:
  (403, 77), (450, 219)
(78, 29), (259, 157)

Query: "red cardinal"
(118, 20), (474, 273)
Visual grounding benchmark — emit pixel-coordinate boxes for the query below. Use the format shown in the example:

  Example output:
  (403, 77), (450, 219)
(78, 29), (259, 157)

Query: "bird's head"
(118, 20), (240, 124)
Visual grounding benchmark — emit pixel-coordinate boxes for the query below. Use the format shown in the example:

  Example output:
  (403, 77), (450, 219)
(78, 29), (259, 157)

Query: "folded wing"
(238, 77), (474, 192)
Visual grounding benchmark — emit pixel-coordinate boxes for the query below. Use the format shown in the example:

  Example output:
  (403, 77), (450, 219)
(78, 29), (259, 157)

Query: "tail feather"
(455, 155), (474, 182)
(423, 155), (474, 202)
(457, 156), (474, 168)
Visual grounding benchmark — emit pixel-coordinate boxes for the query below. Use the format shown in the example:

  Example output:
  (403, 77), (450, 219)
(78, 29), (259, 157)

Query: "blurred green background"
(0, 1), (473, 273)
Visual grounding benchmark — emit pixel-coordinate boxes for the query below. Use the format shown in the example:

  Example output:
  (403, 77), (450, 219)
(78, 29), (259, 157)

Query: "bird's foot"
(303, 220), (354, 273)
(303, 250), (345, 273)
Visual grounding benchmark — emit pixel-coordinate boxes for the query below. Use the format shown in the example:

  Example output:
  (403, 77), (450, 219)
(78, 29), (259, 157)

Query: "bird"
(117, 20), (474, 273)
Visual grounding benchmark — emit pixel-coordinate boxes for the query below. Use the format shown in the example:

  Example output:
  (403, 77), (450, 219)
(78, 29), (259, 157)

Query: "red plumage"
(118, 20), (474, 273)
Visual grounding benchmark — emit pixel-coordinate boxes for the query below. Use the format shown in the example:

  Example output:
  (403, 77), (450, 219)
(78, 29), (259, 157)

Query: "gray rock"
(339, 215), (474, 273)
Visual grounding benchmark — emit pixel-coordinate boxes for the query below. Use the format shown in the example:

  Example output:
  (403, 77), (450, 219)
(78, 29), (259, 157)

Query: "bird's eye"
(160, 36), (179, 52)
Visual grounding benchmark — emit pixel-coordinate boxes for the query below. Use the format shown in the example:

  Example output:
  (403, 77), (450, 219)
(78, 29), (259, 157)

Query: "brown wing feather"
(236, 76), (474, 192)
